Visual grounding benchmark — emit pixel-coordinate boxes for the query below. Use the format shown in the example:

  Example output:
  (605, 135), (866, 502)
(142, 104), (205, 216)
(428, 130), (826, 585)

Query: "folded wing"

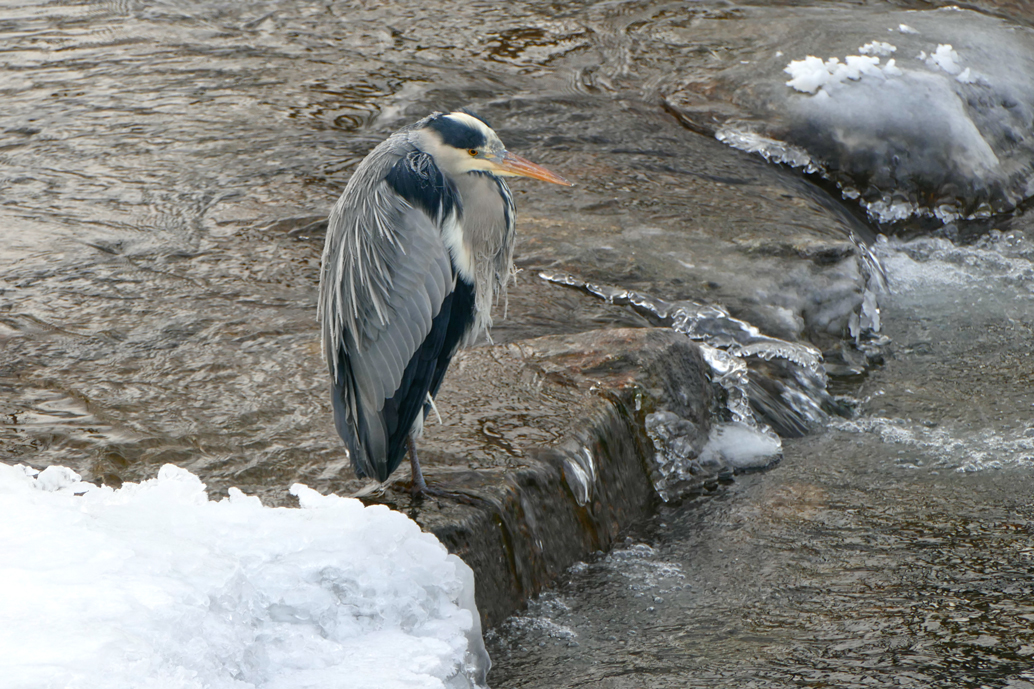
(318, 142), (471, 481)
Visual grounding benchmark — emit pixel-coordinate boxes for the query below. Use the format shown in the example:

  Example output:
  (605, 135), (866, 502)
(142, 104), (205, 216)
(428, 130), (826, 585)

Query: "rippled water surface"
(488, 219), (1034, 687)
(4, 0), (1034, 686)
(1, 0), (891, 497)
(488, 441), (1034, 688)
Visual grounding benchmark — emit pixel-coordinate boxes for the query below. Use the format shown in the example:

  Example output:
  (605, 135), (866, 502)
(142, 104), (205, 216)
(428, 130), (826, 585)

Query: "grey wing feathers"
(317, 135), (455, 478)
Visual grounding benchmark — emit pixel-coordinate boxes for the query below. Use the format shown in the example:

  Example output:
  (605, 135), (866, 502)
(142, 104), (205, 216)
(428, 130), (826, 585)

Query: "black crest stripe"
(426, 113), (487, 150)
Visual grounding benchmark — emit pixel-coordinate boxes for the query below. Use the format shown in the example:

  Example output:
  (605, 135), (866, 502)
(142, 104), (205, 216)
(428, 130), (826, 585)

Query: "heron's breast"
(440, 211), (476, 285)
(450, 172), (510, 263)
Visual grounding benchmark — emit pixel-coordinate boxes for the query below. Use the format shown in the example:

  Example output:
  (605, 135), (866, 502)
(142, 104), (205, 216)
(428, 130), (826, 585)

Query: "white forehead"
(446, 111), (503, 147)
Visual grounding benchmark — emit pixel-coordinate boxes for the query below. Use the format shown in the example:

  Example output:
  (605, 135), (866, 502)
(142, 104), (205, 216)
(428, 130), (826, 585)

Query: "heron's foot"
(410, 471), (428, 498)
(406, 436), (487, 506)
(410, 482), (489, 508)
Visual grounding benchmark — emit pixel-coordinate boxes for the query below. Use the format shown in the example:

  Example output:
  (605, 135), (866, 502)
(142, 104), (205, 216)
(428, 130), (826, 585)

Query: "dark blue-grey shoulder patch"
(495, 175), (515, 232)
(385, 150), (460, 222)
(425, 113), (487, 150)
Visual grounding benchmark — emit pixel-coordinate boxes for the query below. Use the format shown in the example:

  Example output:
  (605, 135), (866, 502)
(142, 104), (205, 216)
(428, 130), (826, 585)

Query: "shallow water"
(487, 229), (1034, 687)
(487, 436), (1034, 688)
(1, 0), (882, 499)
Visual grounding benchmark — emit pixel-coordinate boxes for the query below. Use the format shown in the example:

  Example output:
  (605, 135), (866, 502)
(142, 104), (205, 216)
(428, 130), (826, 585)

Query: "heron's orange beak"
(495, 151), (573, 186)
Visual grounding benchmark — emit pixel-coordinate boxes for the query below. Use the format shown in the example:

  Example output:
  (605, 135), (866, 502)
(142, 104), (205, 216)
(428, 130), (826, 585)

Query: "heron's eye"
(468, 149), (478, 157)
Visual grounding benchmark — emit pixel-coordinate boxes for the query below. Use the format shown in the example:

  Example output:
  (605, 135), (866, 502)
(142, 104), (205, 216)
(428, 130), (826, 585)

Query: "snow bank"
(0, 463), (489, 689)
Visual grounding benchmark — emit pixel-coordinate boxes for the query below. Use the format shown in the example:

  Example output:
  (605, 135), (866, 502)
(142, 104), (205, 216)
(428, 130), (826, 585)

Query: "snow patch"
(0, 464), (490, 689)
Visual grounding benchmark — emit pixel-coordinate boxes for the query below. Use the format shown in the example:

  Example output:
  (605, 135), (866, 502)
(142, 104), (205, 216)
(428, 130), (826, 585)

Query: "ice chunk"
(859, 41), (896, 56)
(924, 43), (963, 75)
(0, 464), (489, 689)
(690, 7), (1034, 224)
(781, 54), (1006, 223)
(698, 422), (783, 471)
(644, 405), (785, 495)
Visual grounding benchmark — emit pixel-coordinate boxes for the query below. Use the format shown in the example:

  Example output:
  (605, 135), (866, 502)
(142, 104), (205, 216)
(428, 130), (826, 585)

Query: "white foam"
(605, 543), (686, 591)
(832, 415), (1034, 474)
(0, 464), (489, 689)
(874, 233), (1034, 296)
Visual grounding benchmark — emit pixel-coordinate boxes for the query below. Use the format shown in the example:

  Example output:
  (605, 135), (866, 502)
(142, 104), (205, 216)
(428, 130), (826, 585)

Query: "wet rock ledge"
(362, 328), (716, 629)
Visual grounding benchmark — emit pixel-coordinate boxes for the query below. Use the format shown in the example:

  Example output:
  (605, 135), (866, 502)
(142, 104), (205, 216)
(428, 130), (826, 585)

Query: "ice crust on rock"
(0, 463), (490, 689)
(536, 270), (884, 497)
(712, 7), (1034, 225)
(714, 129), (818, 173)
(698, 422), (782, 471)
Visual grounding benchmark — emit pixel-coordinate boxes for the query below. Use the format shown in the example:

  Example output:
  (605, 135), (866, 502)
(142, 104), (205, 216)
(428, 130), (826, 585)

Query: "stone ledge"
(363, 327), (715, 629)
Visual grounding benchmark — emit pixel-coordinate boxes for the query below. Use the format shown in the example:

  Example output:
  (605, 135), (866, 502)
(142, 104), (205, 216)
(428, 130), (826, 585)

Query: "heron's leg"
(406, 436), (487, 507)
(408, 436), (427, 496)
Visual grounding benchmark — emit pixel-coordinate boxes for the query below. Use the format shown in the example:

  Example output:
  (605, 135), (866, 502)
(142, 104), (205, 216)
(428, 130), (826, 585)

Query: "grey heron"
(318, 111), (571, 496)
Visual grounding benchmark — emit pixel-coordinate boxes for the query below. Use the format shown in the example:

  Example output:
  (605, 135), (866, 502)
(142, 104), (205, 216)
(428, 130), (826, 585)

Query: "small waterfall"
(540, 255), (886, 498)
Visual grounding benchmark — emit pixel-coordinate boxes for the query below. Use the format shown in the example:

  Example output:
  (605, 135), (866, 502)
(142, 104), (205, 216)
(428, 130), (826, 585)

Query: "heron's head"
(416, 111), (572, 186)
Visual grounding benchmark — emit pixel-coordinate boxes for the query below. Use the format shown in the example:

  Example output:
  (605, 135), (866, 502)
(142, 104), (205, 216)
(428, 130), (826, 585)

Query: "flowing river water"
(3, 0), (1034, 687)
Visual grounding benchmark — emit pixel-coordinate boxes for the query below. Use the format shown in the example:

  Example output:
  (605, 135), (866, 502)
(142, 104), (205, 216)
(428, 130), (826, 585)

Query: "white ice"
(784, 54), (892, 94)
(0, 463), (489, 689)
(698, 423), (782, 471)
(859, 41), (896, 56)
(709, 7), (1034, 224)
(768, 27), (1022, 223)
(922, 43), (962, 75)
